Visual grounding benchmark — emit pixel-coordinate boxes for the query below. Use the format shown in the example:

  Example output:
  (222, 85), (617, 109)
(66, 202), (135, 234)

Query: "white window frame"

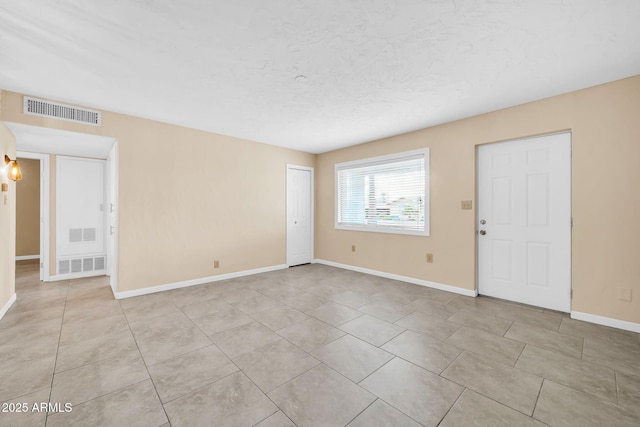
(335, 148), (430, 236)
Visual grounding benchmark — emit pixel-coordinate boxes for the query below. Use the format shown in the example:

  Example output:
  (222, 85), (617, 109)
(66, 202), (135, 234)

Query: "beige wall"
(0, 118), (17, 312)
(15, 158), (40, 257)
(1, 90), (315, 292)
(317, 75), (640, 324)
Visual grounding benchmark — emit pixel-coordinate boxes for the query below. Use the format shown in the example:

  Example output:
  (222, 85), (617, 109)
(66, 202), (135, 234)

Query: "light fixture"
(4, 155), (23, 181)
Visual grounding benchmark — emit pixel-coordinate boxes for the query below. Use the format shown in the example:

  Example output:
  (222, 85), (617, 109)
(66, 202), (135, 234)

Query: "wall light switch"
(1, 183), (8, 192)
(351, 245), (356, 253)
(461, 200), (472, 210)
(214, 260), (220, 268)
(426, 253), (433, 263)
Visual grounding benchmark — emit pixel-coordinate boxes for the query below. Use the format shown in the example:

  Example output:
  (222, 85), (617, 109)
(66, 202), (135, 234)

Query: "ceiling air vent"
(23, 96), (101, 126)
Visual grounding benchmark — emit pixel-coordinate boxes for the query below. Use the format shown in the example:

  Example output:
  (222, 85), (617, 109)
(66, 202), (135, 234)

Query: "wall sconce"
(4, 155), (23, 182)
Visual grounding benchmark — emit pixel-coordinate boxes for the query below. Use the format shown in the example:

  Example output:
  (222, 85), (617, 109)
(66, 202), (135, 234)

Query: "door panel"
(478, 133), (571, 312)
(287, 166), (312, 266)
(56, 156), (107, 277)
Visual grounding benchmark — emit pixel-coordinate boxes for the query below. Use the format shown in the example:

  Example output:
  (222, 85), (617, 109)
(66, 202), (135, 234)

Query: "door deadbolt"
(479, 230), (487, 235)
(480, 219), (486, 225)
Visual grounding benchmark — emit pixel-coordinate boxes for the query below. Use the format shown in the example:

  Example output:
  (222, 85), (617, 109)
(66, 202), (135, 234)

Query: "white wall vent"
(24, 96), (101, 126)
(58, 260), (70, 275)
(69, 228), (83, 243)
(57, 255), (107, 275)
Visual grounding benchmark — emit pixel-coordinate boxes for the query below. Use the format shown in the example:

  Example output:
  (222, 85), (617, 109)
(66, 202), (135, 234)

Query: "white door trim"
(476, 131), (572, 312)
(107, 142), (119, 294)
(16, 151), (50, 282)
(286, 164), (314, 266)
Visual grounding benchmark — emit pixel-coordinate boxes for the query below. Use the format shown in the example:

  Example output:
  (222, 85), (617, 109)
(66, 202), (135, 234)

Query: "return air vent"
(23, 96), (101, 126)
(57, 255), (107, 275)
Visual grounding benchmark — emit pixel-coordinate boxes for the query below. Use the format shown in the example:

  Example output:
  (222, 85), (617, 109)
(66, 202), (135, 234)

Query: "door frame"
(475, 131), (572, 311)
(107, 142), (118, 293)
(286, 164), (314, 267)
(16, 151), (50, 282)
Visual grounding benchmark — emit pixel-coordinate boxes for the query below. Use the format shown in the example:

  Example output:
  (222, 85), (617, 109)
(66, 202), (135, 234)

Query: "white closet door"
(56, 156), (107, 276)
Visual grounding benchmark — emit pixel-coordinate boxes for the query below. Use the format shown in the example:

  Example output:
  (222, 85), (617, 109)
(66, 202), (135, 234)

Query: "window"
(335, 148), (430, 236)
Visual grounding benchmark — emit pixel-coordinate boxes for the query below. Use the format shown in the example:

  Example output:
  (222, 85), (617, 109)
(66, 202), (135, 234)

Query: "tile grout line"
(342, 398), (378, 426)
(435, 387), (466, 426)
(44, 279), (70, 426)
(121, 305), (172, 426)
(613, 370), (619, 406)
(531, 378), (546, 421)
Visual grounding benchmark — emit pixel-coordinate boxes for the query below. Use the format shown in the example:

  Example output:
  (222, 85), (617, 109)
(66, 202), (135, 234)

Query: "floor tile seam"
(233, 301), (286, 317)
(142, 341), (227, 370)
(52, 344), (140, 375)
(614, 370), (619, 406)
(382, 351), (453, 377)
(275, 326), (346, 355)
(158, 368), (241, 407)
(128, 309), (214, 348)
(251, 410), (295, 427)
(120, 304), (183, 324)
(213, 329), (282, 360)
(121, 308), (171, 425)
(529, 377), (546, 420)
(438, 350), (465, 380)
(44, 377), (151, 420)
(310, 312), (366, 329)
(227, 349), (320, 421)
(45, 281), (70, 426)
(434, 386), (465, 426)
(448, 378), (539, 419)
(373, 326), (407, 348)
(500, 332), (581, 361)
(341, 398), (378, 427)
(393, 320), (461, 343)
(512, 342), (528, 367)
(355, 356), (397, 387)
(248, 308), (310, 332)
(1, 386), (51, 406)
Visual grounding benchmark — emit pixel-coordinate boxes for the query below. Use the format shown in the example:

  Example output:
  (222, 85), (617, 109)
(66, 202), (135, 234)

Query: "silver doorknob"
(479, 230), (487, 235)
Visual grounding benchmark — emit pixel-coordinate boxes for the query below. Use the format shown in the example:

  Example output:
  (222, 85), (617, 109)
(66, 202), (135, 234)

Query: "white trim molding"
(314, 259), (477, 297)
(571, 311), (640, 334)
(16, 255), (40, 261)
(0, 294), (17, 320)
(113, 264), (288, 299)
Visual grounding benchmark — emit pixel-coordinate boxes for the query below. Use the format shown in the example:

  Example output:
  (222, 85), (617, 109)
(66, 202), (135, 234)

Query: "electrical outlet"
(619, 288), (632, 302)
(426, 253), (433, 263)
(351, 245), (356, 253)
(461, 200), (473, 210)
(214, 260), (220, 268)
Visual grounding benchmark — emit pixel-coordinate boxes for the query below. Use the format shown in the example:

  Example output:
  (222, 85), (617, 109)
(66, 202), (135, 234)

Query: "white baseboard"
(0, 293), (17, 320)
(571, 311), (640, 334)
(313, 259), (477, 297)
(114, 264), (289, 299)
(16, 255), (39, 261)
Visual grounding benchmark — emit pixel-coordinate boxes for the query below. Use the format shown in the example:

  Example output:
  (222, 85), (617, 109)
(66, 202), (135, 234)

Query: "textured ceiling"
(0, 1), (639, 154)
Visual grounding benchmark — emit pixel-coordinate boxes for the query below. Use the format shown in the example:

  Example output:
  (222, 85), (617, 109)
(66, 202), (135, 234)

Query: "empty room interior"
(1, 1), (640, 426)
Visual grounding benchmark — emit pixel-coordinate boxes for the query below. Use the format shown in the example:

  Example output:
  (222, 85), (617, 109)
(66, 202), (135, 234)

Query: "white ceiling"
(6, 122), (115, 159)
(0, 1), (639, 154)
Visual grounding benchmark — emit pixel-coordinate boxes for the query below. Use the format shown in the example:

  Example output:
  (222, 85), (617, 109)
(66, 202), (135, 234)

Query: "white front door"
(287, 165), (313, 266)
(477, 132), (571, 312)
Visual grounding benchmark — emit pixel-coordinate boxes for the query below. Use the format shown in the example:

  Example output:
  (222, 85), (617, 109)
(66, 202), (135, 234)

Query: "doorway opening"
(6, 123), (118, 291)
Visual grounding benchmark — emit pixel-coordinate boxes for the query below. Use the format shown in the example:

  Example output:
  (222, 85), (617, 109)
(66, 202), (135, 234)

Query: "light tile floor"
(1, 260), (640, 426)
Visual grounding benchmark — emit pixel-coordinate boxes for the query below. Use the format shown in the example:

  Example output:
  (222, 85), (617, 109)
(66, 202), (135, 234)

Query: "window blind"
(335, 148), (429, 236)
